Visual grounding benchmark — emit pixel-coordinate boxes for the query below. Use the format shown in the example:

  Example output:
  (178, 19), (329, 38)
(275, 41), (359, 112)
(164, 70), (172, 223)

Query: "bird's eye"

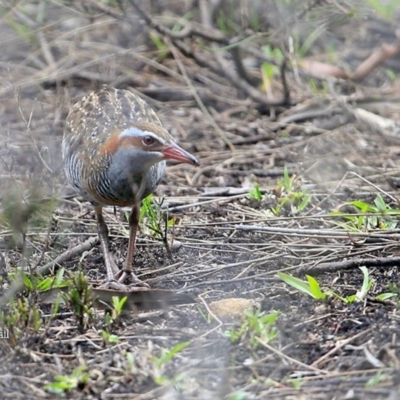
(142, 136), (155, 146)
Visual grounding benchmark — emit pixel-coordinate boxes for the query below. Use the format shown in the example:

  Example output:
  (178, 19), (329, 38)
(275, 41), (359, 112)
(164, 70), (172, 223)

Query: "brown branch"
(353, 30), (400, 80)
(300, 256), (400, 276)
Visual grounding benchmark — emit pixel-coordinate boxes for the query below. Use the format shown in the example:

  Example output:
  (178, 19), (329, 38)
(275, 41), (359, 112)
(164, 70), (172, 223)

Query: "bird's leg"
(95, 205), (119, 281)
(114, 203), (150, 288)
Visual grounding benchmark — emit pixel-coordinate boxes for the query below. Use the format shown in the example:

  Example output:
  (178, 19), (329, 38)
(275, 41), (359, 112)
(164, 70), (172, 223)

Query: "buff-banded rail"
(62, 86), (199, 291)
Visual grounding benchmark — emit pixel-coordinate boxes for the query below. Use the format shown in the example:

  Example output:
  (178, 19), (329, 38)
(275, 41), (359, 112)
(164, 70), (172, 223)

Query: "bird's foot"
(98, 279), (149, 292)
(114, 269), (150, 289)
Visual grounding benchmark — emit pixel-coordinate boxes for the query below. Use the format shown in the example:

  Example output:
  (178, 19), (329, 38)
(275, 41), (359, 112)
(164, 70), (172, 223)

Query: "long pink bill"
(162, 142), (199, 166)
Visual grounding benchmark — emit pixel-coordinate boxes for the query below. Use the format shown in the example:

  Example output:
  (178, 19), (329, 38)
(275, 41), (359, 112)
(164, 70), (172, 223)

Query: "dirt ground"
(1, 1), (400, 399)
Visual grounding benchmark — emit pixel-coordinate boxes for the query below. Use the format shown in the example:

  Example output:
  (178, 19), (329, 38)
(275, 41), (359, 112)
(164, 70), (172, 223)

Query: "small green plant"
(329, 266), (373, 303)
(308, 78), (328, 96)
(228, 391), (249, 400)
(197, 306), (212, 324)
(103, 295), (127, 333)
(0, 296), (42, 345)
(225, 309), (279, 349)
(376, 282), (400, 301)
(151, 341), (190, 385)
(149, 31), (170, 61)
(248, 183), (263, 201)
(287, 377), (304, 389)
(45, 366), (90, 394)
(376, 292), (397, 301)
(386, 69), (397, 81)
(330, 194), (400, 232)
(278, 272), (326, 300)
(62, 271), (93, 333)
(23, 267), (68, 292)
(272, 166), (312, 215)
(152, 341), (190, 369)
(100, 330), (120, 344)
(279, 267), (374, 304)
(293, 25), (325, 58)
(139, 194), (175, 253)
(365, 371), (391, 388)
(260, 46), (284, 92)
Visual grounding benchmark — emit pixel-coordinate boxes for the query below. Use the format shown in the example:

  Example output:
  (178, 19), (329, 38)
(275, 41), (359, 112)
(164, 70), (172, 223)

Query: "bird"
(62, 86), (199, 291)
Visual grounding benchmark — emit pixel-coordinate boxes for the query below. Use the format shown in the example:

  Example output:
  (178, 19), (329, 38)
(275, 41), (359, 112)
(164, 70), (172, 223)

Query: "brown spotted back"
(62, 87), (168, 205)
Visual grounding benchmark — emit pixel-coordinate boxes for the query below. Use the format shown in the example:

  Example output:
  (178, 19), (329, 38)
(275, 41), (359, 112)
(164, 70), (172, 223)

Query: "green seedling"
(139, 194), (175, 254)
(151, 341), (190, 385)
(287, 377), (304, 389)
(376, 292), (397, 301)
(0, 296), (42, 345)
(330, 194), (400, 232)
(365, 371), (391, 388)
(278, 272), (326, 300)
(376, 282), (400, 301)
(272, 166), (312, 215)
(62, 270), (93, 333)
(248, 183), (263, 201)
(260, 46), (284, 92)
(149, 31), (170, 61)
(45, 366), (89, 394)
(355, 266), (373, 302)
(386, 69), (397, 81)
(197, 306), (212, 324)
(279, 267), (374, 304)
(294, 25), (325, 58)
(152, 341), (190, 369)
(23, 267), (68, 292)
(104, 295), (127, 332)
(228, 391), (249, 400)
(225, 309), (279, 349)
(216, 9), (232, 34)
(171, 10), (194, 32)
(308, 78), (328, 96)
(100, 330), (119, 344)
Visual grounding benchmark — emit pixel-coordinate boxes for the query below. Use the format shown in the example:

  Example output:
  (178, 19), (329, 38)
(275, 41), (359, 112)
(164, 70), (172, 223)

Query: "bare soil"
(1, 1), (400, 399)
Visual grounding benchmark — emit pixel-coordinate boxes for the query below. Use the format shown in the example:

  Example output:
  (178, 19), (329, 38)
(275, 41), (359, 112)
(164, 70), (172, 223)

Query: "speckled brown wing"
(62, 87), (167, 202)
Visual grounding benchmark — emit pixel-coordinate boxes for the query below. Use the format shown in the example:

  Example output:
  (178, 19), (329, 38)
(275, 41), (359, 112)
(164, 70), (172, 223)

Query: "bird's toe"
(98, 279), (150, 292)
(114, 269), (150, 289)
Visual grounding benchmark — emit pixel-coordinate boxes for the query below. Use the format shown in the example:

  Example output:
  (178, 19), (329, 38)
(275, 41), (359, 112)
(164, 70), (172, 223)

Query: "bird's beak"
(162, 142), (199, 166)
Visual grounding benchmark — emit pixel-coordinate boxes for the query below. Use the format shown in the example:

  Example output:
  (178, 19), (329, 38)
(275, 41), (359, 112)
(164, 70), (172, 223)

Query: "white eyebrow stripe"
(119, 128), (166, 144)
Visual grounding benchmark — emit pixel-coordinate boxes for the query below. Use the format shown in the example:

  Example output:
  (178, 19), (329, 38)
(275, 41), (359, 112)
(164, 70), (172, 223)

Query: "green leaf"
(156, 341), (190, 367)
(23, 274), (34, 291)
(306, 275), (326, 299)
(346, 294), (356, 303)
(112, 295), (127, 311)
(376, 293), (397, 300)
(37, 277), (53, 291)
(347, 200), (376, 213)
(356, 266), (372, 301)
(298, 194), (312, 212)
(278, 272), (316, 298)
(259, 310), (280, 325)
(54, 268), (66, 286)
(249, 183), (263, 201)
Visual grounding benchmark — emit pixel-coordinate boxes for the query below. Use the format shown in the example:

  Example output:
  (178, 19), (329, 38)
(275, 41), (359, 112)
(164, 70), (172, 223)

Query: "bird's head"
(101, 122), (199, 169)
